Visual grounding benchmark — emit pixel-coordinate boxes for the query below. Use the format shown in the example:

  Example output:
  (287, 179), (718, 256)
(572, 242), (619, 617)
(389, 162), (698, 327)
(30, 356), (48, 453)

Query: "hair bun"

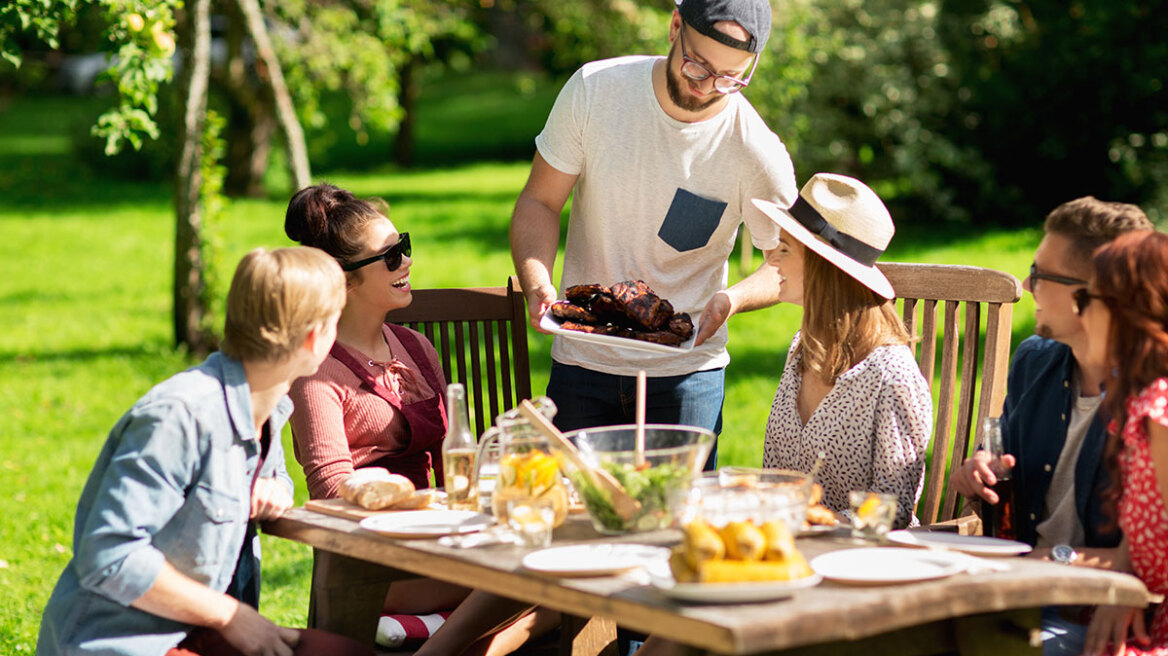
(285, 183), (350, 247)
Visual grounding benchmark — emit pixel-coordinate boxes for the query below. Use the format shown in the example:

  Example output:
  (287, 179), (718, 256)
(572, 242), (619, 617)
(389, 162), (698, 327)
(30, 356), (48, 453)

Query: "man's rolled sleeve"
(74, 401), (198, 605)
(85, 545), (168, 607)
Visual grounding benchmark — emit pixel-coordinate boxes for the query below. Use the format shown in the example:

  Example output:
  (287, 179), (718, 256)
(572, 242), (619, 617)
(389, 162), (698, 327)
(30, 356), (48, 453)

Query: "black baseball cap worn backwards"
(676, 0), (772, 54)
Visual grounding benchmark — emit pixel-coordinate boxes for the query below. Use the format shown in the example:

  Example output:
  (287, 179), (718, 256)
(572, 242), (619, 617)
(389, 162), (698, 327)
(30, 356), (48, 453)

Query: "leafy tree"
(268, 0), (483, 168)
(940, 0), (1168, 224)
(0, 0), (81, 68)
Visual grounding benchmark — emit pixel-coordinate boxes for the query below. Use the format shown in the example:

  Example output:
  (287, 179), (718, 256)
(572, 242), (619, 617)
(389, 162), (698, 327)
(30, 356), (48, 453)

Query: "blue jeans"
(1041, 606), (1088, 656)
(546, 362), (724, 470)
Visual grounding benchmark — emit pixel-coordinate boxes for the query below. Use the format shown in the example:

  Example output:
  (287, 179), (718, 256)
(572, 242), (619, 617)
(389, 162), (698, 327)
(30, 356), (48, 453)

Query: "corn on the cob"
(719, 520), (767, 561)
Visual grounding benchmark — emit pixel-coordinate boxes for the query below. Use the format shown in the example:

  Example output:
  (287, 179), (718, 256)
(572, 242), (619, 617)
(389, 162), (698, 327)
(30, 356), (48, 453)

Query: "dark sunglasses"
(1029, 263), (1087, 287)
(341, 232), (411, 272)
(1071, 287), (1108, 315)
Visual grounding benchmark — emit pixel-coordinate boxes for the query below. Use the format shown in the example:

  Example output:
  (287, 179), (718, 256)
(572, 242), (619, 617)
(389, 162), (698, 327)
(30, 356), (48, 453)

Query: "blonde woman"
(754, 173), (932, 528)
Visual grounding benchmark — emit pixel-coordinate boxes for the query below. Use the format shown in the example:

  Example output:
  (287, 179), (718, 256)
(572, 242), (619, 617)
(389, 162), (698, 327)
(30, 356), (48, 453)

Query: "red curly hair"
(1094, 230), (1168, 518)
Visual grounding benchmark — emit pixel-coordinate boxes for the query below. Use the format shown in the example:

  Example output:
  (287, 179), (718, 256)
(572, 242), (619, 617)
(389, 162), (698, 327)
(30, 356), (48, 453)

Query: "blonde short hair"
(220, 247), (346, 362)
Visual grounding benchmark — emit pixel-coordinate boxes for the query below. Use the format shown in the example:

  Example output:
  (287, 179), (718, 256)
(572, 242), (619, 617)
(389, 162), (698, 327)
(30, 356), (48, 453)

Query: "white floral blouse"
(763, 331), (933, 528)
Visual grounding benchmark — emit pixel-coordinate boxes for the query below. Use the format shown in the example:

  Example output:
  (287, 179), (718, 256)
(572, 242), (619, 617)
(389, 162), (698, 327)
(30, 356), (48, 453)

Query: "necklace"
(367, 333), (395, 367)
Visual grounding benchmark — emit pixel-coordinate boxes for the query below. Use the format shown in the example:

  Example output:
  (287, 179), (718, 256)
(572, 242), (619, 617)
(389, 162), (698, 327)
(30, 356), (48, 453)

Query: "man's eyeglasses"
(1028, 263), (1086, 287)
(342, 232), (411, 272)
(677, 25), (758, 95)
(1071, 288), (1109, 315)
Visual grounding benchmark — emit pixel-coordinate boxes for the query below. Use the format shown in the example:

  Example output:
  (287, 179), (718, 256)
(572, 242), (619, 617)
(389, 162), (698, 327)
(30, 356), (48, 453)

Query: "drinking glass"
(506, 496), (555, 548)
(849, 491), (897, 540)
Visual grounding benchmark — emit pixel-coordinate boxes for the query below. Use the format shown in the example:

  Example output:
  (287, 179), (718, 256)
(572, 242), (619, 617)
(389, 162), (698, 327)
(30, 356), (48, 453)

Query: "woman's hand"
(251, 478), (293, 521)
(1082, 605), (1149, 656)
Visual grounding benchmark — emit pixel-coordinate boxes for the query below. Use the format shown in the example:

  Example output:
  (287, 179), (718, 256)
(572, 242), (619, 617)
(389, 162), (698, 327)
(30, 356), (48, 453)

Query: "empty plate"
(522, 544), (671, 577)
(811, 547), (967, 585)
(886, 530), (1032, 556)
(359, 510), (494, 539)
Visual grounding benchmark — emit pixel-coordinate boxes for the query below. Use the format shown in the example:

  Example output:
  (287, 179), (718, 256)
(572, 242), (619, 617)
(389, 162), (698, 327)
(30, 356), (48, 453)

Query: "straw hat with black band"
(752, 173), (896, 300)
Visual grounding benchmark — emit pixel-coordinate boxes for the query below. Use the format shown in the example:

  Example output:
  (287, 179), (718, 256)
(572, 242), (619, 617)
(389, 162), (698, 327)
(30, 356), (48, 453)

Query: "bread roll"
(393, 488), (438, 510)
(339, 468), (415, 510)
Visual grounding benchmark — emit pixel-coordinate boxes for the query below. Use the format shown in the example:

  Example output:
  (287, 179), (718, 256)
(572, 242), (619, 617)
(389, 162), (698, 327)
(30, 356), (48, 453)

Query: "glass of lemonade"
(849, 491), (897, 540)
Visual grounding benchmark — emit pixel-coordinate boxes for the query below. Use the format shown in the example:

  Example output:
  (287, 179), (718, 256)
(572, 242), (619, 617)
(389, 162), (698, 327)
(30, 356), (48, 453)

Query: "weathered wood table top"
(263, 508), (1150, 655)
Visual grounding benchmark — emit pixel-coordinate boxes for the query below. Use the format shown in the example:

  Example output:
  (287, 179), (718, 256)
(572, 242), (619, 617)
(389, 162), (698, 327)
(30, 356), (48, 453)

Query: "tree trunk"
(393, 56), (420, 167)
(222, 2), (274, 198)
(173, 0), (215, 354)
(236, 0), (310, 190)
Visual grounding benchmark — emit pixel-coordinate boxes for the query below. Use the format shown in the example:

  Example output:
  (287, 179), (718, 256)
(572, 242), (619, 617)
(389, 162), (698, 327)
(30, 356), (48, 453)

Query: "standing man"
(510, 0), (798, 451)
(950, 196), (1152, 655)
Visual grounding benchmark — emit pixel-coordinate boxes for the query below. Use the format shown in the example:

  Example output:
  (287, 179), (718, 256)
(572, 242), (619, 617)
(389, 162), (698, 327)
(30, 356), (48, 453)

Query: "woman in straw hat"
(753, 173), (932, 528)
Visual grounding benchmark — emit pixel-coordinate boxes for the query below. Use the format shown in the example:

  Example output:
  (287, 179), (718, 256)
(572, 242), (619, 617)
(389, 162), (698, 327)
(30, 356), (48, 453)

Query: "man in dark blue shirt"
(950, 196), (1151, 655)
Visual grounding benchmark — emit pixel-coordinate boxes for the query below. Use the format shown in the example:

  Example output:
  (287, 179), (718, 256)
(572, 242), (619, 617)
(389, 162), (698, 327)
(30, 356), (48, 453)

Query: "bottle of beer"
(980, 416), (1017, 540)
(441, 383), (478, 511)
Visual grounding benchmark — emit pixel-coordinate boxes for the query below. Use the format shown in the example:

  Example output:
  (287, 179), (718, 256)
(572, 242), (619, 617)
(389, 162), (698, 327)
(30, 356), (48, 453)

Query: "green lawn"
(0, 86), (1044, 652)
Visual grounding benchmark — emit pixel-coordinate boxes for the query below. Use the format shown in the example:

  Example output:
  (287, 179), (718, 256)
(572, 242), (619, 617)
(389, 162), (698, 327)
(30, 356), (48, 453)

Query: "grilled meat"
(588, 292), (640, 327)
(554, 280), (691, 348)
(634, 330), (683, 347)
(668, 312), (694, 339)
(549, 300), (599, 324)
(559, 321), (620, 335)
(610, 280), (673, 331)
(565, 283), (610, 305)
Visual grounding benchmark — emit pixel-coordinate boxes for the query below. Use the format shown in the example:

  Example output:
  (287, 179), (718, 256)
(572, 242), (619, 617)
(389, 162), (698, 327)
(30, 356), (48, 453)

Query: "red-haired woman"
(1077, 229), (1168, 656)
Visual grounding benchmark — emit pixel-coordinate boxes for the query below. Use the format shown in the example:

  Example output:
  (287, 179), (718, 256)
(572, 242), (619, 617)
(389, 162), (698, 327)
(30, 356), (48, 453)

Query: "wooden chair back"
(878, 262), (1023, 525)
(384, 275), (532, 436)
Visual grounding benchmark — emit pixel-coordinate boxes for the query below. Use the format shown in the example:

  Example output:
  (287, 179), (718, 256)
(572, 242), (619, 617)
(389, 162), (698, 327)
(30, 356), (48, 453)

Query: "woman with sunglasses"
(1075, 230), (1168, 656)
(284, 183), (442, 498)
(284, 184), (557, 656)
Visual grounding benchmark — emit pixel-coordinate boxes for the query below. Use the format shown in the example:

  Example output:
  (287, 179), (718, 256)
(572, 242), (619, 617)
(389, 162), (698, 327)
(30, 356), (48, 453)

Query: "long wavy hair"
(1094, 230), (1168, 517)
(798, 247), (911, 382)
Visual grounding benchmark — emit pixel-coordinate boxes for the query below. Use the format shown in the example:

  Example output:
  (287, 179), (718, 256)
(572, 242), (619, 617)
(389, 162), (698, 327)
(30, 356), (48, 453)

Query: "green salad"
(572, 461), (692, 532)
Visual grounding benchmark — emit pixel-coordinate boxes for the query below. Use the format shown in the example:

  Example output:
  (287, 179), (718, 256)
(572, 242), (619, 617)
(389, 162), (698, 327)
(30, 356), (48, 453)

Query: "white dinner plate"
(521, 544), (671, 577)
(359, 510), (494, 539)
(810, 547), (967, 585)
(539, 313), (696, 354)
(886, 530), (1033, 556)
(651, 572), (823, 603)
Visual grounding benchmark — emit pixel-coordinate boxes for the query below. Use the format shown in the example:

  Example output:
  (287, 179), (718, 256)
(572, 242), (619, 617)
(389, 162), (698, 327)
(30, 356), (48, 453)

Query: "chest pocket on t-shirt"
(657, 188), (728, 252)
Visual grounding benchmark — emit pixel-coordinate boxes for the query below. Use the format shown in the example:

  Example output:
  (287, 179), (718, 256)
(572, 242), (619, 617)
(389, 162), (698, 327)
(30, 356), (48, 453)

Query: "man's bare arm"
(694, 247), (782, 345)
(510, 152), (579, 330)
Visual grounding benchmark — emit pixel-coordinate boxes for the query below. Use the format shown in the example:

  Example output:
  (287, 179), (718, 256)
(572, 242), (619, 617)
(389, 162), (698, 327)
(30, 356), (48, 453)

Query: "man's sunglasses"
(341, 232), (411, 272)
(1071, 288), (1109, 315)
(1028, 263), (1086, 287)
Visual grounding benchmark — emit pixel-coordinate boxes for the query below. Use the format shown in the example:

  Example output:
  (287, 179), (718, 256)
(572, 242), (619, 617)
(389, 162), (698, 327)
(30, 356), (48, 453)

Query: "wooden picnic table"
(263, 507), (1151, 656)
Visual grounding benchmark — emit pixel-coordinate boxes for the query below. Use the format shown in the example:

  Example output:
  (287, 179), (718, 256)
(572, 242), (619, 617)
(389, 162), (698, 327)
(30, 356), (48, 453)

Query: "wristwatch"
(1051, 544), (1078, 565)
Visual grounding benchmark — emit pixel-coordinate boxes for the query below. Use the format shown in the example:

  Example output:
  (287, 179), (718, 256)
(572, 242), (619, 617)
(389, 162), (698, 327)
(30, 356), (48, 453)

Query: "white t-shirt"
(535, 56), (798, 377)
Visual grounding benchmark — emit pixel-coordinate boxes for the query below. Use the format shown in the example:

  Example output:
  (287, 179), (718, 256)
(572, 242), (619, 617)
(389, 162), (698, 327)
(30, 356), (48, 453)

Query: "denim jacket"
(38, 353), (294, 656)
(1002, 336), (1121, 548)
